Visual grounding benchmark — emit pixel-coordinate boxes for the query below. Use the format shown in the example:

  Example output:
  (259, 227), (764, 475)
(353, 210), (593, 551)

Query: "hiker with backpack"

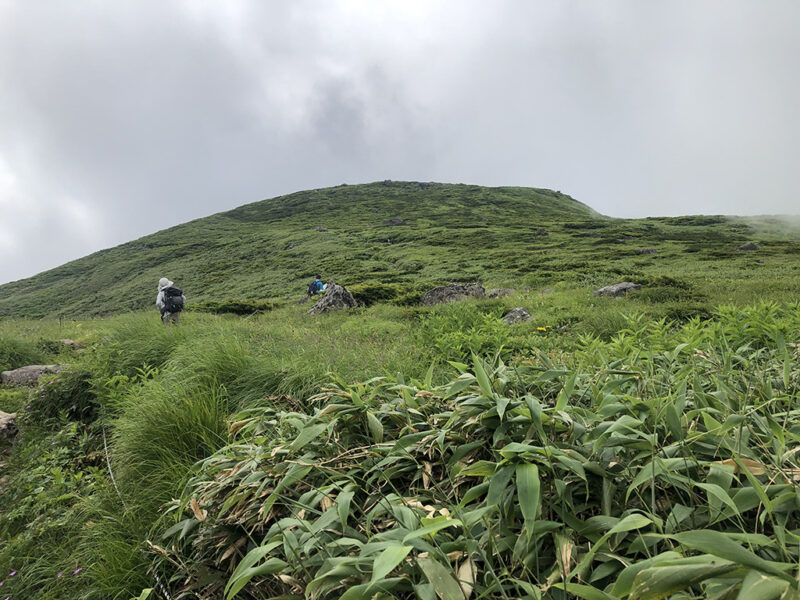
(306, 274), (325, 299)
(156, 277), (185, 325)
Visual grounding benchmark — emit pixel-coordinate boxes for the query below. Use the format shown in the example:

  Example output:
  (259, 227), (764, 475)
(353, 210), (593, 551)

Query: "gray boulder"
(502, 307), (532, 324)
(316, 226), (328, 232)
(0, 411), (17, 441)
(383, 218), (409, 226)
(633, 248), (658, 255)
(308, 282), (358, 314)
(737, 242), (759, 251)
(593, 282), (641, 298)
(59, 339), (85, 350)
(420, 283), (486, 306)
(488, 288), (515, 298)
(1, 364), (65, 386)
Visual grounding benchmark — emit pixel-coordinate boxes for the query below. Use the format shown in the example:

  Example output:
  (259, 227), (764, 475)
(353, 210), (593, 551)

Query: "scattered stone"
(421, 283), (486, 306)
(593, 282), (641, 298)
(479, 217), (488, 222)
(1, 364), (66, 386)
(308, 282), (358, 314)
(616, 236), (635, 243)
(540, 288), (554, 295)
(0, 411), (17, 441)
(488, 288), (515, 298)
(522, 286), (532, 292)
(316, 226), (328, 232)
(285, 242), (298, 250)
(59, 339), (84, 350)
(737, 242), (759, 251)
(383, 218), (409, 226)
(580, 232), (604, 238)
(502, 307), (532, 324)
(533, 229), (549, 237)
(633, 248), (658, 255)
(756, 259), (765, 264)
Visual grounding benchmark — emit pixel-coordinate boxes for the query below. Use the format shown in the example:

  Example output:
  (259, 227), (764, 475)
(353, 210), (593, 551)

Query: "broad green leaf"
(341, 578), (403, 600)
(695, 482), (739, 518)
(630, 562), (738, 600)
(336, 490), (354, 532)
(611, 551), (682, 597)
(133, 590), (153, 600)
(225, 557), (288, 599)
(472, 353), (494, 398)
(516, 462), (540, 539)
(672, 530), (793, 582)
(550, 582), (616, 600)
(418, 557), (465, 600)
(737, 569), (790, 600)
(402, 519), (462, 542)
(371, 545), (413, 583)
(365, 411), (383, 443)
(289, 423), (327, 451)
(570, 513), (652, 581)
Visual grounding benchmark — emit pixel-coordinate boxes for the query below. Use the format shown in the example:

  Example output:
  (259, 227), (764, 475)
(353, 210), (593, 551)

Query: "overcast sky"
(1, 1), (798, 284)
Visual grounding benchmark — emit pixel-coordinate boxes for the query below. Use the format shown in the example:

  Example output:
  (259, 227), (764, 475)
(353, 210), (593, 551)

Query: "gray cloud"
(1, 0), (798, 283)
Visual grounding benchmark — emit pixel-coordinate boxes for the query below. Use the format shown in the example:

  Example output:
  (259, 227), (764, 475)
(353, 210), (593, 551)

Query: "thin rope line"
(102, 427), (128, 511)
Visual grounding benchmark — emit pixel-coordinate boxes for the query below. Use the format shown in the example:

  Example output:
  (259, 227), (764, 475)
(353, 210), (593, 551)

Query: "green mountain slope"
(1, 180), (799, 318)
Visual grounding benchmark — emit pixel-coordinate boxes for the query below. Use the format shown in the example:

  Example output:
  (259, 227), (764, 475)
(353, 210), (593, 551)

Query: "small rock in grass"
(420, 283), (486, 306)
(502, 307), (532, 324)
(737, 242), (759, 251)
(593, 282), (641, 298)
(1, 365), (67, 386)
(488, 288), (515, 298)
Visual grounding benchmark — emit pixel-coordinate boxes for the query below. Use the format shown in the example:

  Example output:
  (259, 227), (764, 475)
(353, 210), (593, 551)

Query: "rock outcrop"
(502, 307), (532, 324)
(1, 364), (65, 386)
(593, 282), (641, 298)
(737, 242), (759, 251)
(420, 283), (486, 306)
(0, 411), (17, 441)
(488, 288), (515, 298)
(308, 282), (358, 314)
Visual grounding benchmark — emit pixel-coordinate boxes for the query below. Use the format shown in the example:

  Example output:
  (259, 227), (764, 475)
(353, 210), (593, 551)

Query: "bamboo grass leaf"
(516, 462), (540, 539)
(370, 545), (413, 583)
(418, 556), (467, 600)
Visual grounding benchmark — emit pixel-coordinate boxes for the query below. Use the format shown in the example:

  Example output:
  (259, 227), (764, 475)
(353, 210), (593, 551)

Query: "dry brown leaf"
(279, 574), (305, 592)
(422, 461), (432, 489)
(190, 498), (207, 522)
(716, 458), (767, 475)
(557, 536), (574, 578)
(320, 496), (334, 511)
(220, 536), (247, 563)
(456, 557), (477, 599)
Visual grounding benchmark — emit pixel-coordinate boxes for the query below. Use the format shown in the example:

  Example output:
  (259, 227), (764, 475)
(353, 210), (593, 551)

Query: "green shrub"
(0, 334), (44, 371)
(348, 282), (430, 306)
(25, 367), (98, 425)
(192, 298), (284, 315)
(418, 302), (511, 361)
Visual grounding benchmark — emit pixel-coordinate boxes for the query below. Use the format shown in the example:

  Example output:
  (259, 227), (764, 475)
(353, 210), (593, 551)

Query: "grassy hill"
(3, 181), (800, 599)
(3, 180), (799, 318)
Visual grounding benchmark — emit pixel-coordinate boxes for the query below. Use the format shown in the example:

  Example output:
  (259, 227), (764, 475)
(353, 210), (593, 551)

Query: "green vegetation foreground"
(2, 295), (800, 599)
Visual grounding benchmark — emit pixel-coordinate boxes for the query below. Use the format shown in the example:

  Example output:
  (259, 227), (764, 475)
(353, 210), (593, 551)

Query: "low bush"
(0, 334), (45, 371)
(192, 298), (285, 315)
(25, 367), (99, 425)
(418, 302), (511, 361)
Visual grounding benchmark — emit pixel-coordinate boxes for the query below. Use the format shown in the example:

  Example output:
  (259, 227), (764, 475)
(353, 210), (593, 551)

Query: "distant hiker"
(306, 274), (325, 299)
(156, 277), (185, 325)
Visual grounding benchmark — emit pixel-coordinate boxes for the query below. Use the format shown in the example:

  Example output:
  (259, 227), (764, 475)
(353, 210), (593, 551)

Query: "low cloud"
(1, 1), (798, 283)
